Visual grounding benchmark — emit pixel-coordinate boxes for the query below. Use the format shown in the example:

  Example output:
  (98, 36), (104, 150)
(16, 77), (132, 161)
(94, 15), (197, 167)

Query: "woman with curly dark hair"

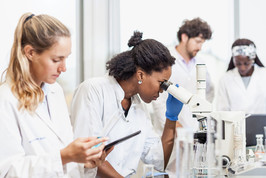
(71, 31), (183, 177)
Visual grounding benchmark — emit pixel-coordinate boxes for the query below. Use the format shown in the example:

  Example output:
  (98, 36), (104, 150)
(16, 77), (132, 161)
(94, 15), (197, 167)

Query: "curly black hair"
(177, 17), (212, 42)
(106, 31), (175, 80)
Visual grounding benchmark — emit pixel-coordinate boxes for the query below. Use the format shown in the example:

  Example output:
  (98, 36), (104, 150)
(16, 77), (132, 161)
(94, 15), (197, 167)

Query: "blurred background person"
(216, 38), (266, 114)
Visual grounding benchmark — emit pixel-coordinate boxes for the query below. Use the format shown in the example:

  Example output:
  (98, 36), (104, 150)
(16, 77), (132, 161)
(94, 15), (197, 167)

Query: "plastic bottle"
(255, 134), (265, 161)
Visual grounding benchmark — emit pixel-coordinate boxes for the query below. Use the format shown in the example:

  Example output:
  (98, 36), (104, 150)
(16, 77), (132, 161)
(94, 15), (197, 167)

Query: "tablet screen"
(104, 130), (141, 151)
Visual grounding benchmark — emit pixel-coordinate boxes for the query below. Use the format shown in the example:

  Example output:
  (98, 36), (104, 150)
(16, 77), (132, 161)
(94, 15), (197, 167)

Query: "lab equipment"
(211, 112), (246, 166)
(160, 80), (212, 115)
(255, 134), (265, 161)
(160, 64), (222, 177)
(233, 121), (246, 164)
(142, 164), (169, 178)
(175, 128), (193, 178)
(142, 164), (154, 178)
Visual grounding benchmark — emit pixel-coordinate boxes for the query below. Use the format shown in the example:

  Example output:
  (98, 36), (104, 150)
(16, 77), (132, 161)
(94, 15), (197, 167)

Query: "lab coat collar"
(232, 64), (258, 77)
(132, 94), (142, 105)
(42, 82), (56, 93)
(35, 83), (65, 144)
(106, 75), (142, 106)
(106, 75), (125, 103)
(174, 47), (196, 65)
(41, 83), (49, 97)
(231, 64), (258, 91)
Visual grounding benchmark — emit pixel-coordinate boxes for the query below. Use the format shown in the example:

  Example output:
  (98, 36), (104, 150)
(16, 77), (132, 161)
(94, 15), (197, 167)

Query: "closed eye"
(52, 59), (60, 63)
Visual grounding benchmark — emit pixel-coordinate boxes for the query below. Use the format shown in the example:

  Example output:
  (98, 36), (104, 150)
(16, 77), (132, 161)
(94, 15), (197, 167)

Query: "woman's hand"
(84, 146), (114, 169)
(60, 137), (108, 165)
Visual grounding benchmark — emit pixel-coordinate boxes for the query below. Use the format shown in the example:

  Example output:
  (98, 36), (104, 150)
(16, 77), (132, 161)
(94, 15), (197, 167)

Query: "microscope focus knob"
(222, 155), (231, 168)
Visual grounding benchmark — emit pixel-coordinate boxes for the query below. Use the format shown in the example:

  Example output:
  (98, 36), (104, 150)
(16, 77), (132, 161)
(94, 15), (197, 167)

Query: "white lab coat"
(70, 75), (164, 177)
(0, 82), (95, 178)
(216, 65), (266, 114)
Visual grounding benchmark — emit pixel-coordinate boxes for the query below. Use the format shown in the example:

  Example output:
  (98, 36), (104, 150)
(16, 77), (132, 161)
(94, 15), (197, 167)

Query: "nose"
(159, 88), (164, 93)
(58, 62), (66, 72)
(238, 65), (247, 72)
(197, 43), (203, 50)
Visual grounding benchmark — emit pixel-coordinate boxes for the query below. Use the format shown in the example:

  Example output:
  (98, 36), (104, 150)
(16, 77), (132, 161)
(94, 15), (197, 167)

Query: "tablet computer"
(104, 130), (141, 151)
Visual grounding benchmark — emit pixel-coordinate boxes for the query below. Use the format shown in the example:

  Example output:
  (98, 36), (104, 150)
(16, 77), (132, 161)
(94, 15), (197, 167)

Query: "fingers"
(85, 149), (103, 161)
(84, 143), (105, 160)
(86, 137), (109, 148)
(85, 144), (104, 156)
(80, 137), (108, 144)
(105, 146), (114, 155)
(70, 137), (109, 164)
(76, 137), (108, 150)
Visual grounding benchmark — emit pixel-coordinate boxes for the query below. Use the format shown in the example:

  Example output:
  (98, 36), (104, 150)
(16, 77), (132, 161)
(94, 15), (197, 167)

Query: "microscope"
(160, 64), (212, 145)
(160, 64), (222, 177)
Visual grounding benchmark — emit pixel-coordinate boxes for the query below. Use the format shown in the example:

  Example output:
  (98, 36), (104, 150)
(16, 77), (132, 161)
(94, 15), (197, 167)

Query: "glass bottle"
(255, 134), (265, 161)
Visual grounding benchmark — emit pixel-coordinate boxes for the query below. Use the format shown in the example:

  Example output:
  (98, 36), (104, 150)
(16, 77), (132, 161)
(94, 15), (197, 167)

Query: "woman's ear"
(136, 69), (144, 81)
(23, 45), (35, 61)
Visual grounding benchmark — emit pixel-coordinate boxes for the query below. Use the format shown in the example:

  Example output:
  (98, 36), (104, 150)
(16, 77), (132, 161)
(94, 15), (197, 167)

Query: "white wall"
(120, 0), (233, 90)
(82, 0), (120, 80)
(0, 0), (76, 104)
(1, 0), (266, 105)
(240, 0), (266, 65)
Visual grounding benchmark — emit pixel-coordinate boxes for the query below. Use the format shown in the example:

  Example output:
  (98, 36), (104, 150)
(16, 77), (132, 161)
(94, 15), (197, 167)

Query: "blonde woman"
(0, 13), (110, 178)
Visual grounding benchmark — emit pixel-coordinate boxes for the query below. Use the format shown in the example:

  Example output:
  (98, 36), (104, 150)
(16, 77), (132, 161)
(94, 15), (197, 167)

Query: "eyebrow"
(52, 52), (72, 58)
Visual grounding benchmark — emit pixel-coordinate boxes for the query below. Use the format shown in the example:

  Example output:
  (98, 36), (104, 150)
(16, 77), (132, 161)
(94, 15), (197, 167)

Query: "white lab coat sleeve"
(79, 165), (97, 178)
(140, 105), (164, 172)
(70, 81), (104, 138)
(0, 101), (64, 178)
(216, 75), (231, 111)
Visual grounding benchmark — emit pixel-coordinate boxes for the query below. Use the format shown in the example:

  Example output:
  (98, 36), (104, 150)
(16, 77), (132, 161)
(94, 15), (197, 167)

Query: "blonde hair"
(5, 12), (70, 112)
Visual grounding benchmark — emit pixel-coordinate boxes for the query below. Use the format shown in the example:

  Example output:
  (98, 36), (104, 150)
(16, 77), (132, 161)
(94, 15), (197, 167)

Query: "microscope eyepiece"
(160, 80), (172, 91)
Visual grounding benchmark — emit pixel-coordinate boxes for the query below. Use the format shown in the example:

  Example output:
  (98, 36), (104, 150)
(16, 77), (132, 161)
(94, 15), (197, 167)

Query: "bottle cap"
(256, 134), (263, 138)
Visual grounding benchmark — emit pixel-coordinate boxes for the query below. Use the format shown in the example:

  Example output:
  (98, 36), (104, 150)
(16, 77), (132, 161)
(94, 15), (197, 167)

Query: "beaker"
(142, 164), (154, 178)
(176, 128), (194, 178)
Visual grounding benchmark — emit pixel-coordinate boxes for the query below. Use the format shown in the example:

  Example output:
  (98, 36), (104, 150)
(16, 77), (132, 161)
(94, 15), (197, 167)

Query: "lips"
(53, 74), (60, 78)
(153, 95), (159, 100)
